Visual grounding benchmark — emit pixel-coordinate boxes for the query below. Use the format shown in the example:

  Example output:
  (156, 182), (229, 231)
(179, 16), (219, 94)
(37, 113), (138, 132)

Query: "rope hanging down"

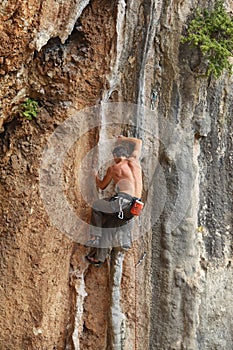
(133, 248), (147, 350)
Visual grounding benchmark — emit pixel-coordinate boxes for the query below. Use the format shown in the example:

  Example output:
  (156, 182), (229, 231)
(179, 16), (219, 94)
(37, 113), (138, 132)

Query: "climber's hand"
(116, 135), (125, 143)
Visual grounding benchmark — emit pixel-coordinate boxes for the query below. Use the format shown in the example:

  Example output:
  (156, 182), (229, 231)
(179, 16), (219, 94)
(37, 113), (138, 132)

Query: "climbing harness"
(118, 196), (144, 220)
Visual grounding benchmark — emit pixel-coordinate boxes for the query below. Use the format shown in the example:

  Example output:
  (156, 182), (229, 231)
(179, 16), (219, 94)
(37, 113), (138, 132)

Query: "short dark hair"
(112, 145), (129, 158)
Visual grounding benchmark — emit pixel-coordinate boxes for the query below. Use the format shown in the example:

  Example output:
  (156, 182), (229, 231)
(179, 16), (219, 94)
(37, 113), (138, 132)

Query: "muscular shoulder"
(127, 157), (140, 166)
(107, 165), (114, 174)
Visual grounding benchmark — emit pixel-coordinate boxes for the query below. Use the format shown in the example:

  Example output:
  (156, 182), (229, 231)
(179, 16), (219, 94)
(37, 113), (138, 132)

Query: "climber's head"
(112, 145), (129, 161)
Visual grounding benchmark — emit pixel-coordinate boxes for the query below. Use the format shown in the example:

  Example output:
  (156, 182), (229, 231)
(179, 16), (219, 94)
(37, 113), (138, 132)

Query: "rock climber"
(85, 135), (143, 266)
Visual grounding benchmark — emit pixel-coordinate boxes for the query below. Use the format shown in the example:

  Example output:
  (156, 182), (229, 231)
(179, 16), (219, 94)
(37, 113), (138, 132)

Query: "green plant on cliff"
(182, 1), (233, 78)
(20, 98), (39, 120)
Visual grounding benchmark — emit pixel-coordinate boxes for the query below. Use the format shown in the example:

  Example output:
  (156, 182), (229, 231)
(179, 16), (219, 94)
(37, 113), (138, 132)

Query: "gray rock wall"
(148, 1), (233, 349)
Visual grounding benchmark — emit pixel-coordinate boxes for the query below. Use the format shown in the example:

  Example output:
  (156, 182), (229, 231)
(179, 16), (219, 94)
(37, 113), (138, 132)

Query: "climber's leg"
(85, 197), (120, 247)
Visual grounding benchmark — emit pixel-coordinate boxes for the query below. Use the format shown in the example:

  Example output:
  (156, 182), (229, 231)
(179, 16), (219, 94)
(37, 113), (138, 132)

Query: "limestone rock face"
(0, 1), (232, 350)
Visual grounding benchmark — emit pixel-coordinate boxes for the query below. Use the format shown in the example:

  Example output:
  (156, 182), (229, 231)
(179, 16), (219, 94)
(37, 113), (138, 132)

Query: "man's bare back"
(111, 158), (142, 198)
(96, 136), (142, 198)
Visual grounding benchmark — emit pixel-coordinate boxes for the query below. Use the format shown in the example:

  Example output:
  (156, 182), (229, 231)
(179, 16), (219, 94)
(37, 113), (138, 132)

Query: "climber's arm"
(117, 135), (142, 161)
(95, 166), (113, 190)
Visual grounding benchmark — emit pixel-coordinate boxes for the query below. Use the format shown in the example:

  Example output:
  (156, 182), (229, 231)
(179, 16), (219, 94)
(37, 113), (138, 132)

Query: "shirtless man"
(85, 135), (143, 266)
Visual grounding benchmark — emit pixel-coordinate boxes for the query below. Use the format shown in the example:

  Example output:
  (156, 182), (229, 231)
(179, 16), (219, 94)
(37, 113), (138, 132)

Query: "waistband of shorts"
(117, 192), (141, 201)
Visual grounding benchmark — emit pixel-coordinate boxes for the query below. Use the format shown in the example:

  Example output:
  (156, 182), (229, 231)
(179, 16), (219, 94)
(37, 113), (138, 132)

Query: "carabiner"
(118, 197), (124, 219)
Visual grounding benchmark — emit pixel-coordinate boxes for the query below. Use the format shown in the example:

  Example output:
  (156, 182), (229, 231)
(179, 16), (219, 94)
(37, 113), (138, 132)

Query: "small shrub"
(182, 1), (233, 78)
(20, 98), (39, 120)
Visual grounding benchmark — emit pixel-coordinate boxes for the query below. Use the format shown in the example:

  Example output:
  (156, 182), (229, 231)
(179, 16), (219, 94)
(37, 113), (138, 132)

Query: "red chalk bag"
(130, 199), (144, 216)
